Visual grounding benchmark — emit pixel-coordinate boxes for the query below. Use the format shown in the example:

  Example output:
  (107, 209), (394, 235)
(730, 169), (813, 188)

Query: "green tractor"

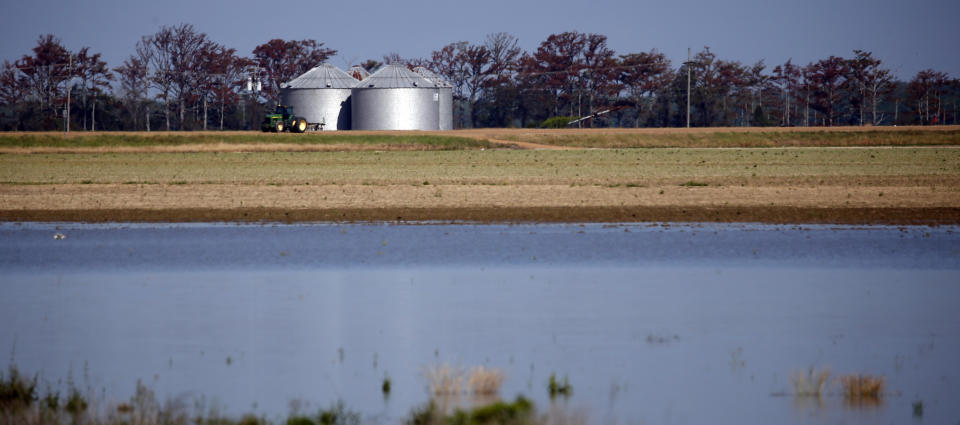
(261, 104), (309, 133)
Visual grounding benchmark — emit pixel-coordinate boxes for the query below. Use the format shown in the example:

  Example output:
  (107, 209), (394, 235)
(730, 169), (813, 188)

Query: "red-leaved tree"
(252, 39), (336, 104)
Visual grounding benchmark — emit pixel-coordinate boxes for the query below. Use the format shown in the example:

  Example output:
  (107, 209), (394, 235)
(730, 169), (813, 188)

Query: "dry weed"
(791, 367), (831, 397)
(423, 364), (465, 396)
(467, 366), (505, 396)
(839, 374), (885, 401)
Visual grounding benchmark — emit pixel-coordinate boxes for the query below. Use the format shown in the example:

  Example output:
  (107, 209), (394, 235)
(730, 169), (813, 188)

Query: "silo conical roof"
(358, 64), (436, 89)
(284, 63), (359, 89)
(412, 67), (453, 88)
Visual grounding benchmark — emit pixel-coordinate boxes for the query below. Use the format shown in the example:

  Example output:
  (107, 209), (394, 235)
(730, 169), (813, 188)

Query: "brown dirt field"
(4, 206), (956, 225)
(2, 183), (958, 225)
(3, 130), (958, 224)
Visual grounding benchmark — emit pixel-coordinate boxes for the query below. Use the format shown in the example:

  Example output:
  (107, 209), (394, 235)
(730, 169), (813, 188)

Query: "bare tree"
(805, 56), (847, 126)
(359, 59), (383, 73)
(528, 32), (586, 117)
(73, 47), (113, 130)
(194, 42), (222, 131)
(428, 42), (469, 127)
(253, 38), (337, 104)
(618, 50), (671, 127)
(686, 47), (736, 126)
(579, 33), (618, 126)
(477, 33), (523, 127)
(772, 60), (800, 126)
(15, 34), (71, 125)
(138, 28), (173, 129)
(909, 69), (950, 124)
(484, 32), (522, 83)
(458, 44), (492, 127)
(167, 24), (210, 129)
(747, 60), (770, 125)
(0, 60), (28, 129)
(382, 52), (405, 65)
(847, 51), (893, 125)
(114, 55), (149, 130)
(203, 46), (249, 130)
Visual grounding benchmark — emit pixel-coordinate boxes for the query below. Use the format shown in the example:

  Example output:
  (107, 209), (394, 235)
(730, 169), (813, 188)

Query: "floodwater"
(1, 222), (959, 425)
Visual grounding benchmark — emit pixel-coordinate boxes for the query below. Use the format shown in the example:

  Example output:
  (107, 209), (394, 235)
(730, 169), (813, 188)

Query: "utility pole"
(64, 55), (72, 134)
(686, 48), (691, 128)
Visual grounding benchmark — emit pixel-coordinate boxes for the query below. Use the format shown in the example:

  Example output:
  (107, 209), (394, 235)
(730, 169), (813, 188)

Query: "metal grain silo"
(351, 64), (442, 131)
(279, 63), (358, 131)
(413, 67), (454, 131)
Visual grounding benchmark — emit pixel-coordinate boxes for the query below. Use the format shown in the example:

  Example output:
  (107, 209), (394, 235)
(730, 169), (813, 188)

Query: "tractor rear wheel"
(295, 119), (307, 133)
(274, 120), (284, 132)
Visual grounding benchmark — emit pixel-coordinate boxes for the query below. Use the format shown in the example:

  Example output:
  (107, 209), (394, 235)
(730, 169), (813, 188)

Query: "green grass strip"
(0, 133), (494, 150)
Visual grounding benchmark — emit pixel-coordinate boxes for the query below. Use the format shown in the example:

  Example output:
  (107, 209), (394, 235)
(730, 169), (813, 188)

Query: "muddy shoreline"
(3, 206), (958, 225)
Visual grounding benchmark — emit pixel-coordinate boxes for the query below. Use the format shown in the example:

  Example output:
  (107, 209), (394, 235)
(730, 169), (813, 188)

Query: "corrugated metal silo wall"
(280, 88), (352, 130)
(351, 88), (440, 130)
(439, 87), (453, 130)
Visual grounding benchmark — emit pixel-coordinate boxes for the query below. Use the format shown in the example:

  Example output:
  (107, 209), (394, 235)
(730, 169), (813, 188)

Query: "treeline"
(1, 25), (958, 131)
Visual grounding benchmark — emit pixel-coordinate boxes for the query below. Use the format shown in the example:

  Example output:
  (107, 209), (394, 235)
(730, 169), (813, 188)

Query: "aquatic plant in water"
(382, 375), (392, 395)
(467, 366), (505, 397)
(423, 364), (465, 396)
(285, 401), (360, 425)
(791, 367), (831, 397)
(0, 366), (38, 411)
(547, 373), (572, 399)
(839, 374), (885, 405)
(407, 396), (534, 425)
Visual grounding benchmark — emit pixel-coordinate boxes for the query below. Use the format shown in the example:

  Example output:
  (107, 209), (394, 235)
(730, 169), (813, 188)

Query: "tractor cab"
(276, 105), (294, 120)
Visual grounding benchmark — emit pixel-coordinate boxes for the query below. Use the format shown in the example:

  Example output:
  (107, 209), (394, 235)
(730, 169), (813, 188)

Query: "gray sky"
(2, 0), (957, 79)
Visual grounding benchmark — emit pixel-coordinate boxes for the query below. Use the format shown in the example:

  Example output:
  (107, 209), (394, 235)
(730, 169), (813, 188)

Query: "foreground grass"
(0, 365), (556, 425)
(0, 132), (494, 151)
(2, 147), (958, 186)
(491, 127), (960, 148)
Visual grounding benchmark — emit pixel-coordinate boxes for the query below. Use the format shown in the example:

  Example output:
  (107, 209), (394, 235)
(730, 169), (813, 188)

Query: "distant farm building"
(279, 63), (358, 131)
(281, 63), (453, 131)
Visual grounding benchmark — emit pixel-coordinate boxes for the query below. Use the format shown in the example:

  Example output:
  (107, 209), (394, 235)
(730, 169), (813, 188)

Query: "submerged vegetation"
(423, 364), (465, 397)
(839, 374), (886, 404)
(0, 364), (562, 425)
(0, 366), (37, 412)
(422, 364), (506, 399)
(381, 375), (392, 396)
(546, 374), (572, 399)
(791, 367), (831, 397)
(466, 367), (504, 397)
(289, 401), (361, 425)
(0, 365), (268, 425)
(0, 359), (926, 425)
(790, 368), (888, 408)
(407, 396), (535, 425)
